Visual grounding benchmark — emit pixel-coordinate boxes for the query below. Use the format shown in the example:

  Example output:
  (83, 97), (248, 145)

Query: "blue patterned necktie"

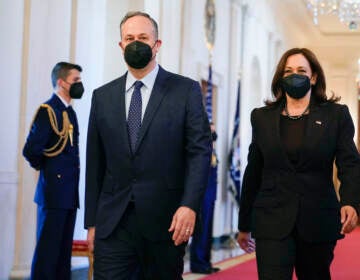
(128, 81), (143, 152)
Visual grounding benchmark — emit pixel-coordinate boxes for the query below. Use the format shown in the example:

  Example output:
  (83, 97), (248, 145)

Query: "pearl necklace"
(284, 103), (310, 120)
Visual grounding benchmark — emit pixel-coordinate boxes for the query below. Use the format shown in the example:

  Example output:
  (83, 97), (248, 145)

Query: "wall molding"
(0, 171), (18, 184)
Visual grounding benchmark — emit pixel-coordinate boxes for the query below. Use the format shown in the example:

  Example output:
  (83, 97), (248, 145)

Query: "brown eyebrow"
(285, 66), (307, 70)
(124, 33), (149, 38)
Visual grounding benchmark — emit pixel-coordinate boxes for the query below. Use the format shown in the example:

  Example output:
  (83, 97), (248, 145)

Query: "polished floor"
(183, 246), (250, 280)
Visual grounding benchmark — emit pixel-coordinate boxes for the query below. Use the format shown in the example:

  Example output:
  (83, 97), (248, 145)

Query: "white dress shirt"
(125, 64), (159, 121)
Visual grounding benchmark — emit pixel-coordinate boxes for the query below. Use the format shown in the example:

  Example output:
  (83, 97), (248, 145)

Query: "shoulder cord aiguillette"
(29, 104), (73, 157)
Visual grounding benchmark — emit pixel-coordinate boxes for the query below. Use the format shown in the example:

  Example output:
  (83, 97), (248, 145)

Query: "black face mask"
(280, 74), (311, 99)
(124, 41), (155, 69)
(69, 82), (84, 99)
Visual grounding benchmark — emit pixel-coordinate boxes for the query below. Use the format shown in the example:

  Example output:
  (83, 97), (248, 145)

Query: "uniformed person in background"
(23, 62), (84, 280)
(190, 122), (220, 274)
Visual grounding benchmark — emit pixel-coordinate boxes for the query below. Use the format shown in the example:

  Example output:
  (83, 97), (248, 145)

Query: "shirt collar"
(56, 93), (71, 107)
(125, 63), (159, 91)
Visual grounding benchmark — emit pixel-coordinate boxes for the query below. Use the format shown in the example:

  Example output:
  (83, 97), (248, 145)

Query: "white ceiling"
(268, 0), (360, 71)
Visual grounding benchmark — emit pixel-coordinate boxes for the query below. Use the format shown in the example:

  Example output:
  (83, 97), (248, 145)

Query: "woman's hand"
(87, 227), (95, 252)
(237, 231), (256, 253)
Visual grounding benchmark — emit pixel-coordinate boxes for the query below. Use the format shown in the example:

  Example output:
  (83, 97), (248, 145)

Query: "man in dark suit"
(23, 62), (84, 280)
(190, 122), (220, 274)
(85, 11), (212, 280)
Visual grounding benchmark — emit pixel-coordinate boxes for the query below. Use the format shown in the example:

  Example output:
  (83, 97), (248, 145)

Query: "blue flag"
(205, 64), (218, 166)
(228, 80), (241, 207)
(205, 64), (213, 122)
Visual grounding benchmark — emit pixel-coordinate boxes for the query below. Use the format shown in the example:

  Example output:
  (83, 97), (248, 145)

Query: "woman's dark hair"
(266, 48), (340, 106)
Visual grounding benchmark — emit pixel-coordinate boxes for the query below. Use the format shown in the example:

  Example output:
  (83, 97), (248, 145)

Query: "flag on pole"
(228, 80), (241, 208)
(205, 64), (213, 122)
(205, 64), (218, 168)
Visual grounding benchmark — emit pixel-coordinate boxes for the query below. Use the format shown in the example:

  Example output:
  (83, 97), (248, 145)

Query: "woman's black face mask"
(280, 74), (311, 99)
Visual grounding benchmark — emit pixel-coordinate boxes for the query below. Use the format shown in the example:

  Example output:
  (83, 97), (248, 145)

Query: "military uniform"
(23, 94), (79, 280)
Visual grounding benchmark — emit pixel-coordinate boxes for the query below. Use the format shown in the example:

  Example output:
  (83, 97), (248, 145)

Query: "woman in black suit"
(237, 48), (360, 280)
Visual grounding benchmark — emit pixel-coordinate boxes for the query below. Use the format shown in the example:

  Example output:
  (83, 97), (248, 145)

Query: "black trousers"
(94, 203), (186, 280)
(31, 206), (77, 280)
(255, 229), (337, 280)
(190, 165), (217, 271)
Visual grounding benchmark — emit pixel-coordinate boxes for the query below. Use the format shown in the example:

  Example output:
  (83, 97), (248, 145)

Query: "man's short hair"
(120, 11), (159, 40)
(51, 62), (82, 89)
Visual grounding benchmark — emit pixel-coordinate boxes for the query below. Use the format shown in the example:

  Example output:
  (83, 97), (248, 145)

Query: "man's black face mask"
(69, 82), (84, 99)
(124, 41), (155, 69)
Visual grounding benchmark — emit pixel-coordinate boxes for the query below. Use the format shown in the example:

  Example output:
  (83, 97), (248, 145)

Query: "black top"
(280, 114), (308, 165)
(238, 102), (360, 242)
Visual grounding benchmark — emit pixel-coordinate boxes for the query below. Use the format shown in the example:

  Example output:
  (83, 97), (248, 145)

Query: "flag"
(189, 62), (218, 263)
(228, 80), (241, 208)
(205, 64), (213, 122)
(205, 64), (218, 167)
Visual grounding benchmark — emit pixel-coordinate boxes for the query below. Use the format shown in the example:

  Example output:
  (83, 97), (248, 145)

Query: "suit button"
(57, 174), (61, 178)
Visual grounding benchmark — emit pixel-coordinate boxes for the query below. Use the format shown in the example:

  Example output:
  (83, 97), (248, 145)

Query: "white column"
(211, 0), (241, 238)
(156, 0), (183, 73)
(180, 0), (212, 80)
(72, 0), (107, 242)
(11, 0), (73, 277)
(102, 0), (132, 83)
(0, 0), (25, 278)
(326, 67), (359, 138)
(144, 0), (160, 22)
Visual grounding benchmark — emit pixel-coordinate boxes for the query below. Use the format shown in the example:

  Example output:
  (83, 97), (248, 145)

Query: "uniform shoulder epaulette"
(30, 103), (73, 157)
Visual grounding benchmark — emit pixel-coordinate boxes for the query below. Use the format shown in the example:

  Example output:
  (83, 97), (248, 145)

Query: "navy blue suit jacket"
(23, 94), (80, 209)
(238, 100), (360, 242)
(85, 66), (212, 241)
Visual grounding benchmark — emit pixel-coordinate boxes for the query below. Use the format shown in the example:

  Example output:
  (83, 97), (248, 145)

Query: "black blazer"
(85, 66), (212, 241)
(238, 100), (360, 242)
(23, 94), (80, 209)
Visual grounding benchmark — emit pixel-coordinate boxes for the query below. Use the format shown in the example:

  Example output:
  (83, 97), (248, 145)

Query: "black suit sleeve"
(84, 91), (106, 228)
(238, 109), (264, 232)
(335, 105), (360, 212)
(180, 80), (212, 213)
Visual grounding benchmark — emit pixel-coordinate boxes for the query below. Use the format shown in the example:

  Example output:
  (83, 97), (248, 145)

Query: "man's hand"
(340, 205), (358, 234)
(237, 231), (256, 253)
(87, 227), (95, 252)
(168, 206), (196, 246)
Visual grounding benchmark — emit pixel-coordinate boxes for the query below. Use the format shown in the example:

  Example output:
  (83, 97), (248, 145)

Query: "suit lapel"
(135, 67), (169, 152)
(109, 75), (131, 154)
(272, 103), (296, 170)
(298, 102), (327, 165)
